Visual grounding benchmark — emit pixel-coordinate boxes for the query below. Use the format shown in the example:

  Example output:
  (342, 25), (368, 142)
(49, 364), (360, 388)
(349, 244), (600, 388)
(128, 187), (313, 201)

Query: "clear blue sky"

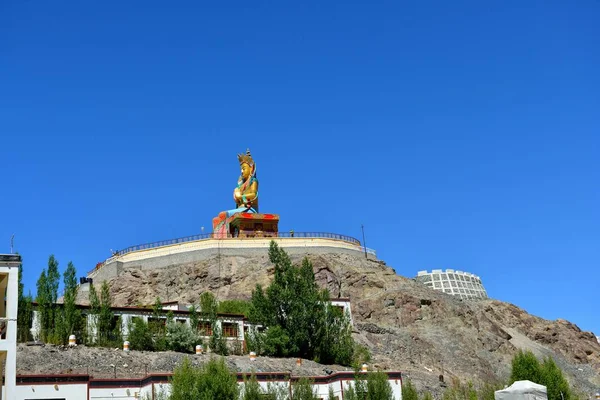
(1, 1), (598, 335)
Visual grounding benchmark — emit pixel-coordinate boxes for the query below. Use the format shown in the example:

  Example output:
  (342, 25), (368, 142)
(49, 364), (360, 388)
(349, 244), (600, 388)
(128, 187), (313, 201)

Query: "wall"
(15, 382), (87, 399)
(89, 237), (376, 284)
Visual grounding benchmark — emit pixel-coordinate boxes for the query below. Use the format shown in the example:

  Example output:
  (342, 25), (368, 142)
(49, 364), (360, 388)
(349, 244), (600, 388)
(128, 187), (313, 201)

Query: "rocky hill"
(65, 251), (600, 395)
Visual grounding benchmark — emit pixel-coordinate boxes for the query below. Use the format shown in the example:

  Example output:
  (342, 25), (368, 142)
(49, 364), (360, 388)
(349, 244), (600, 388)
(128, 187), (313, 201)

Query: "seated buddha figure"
(227, 149), (259, 216)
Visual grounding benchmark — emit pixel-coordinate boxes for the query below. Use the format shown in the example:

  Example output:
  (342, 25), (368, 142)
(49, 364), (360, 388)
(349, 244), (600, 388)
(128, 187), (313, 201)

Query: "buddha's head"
(241, 162), (252, 180)
(237, 149), (255, 181)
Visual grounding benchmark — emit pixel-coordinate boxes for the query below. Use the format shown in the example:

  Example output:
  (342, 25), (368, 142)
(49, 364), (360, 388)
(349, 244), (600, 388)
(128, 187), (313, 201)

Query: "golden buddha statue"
(232, 149), (259, 212)
(212, 149), (279, 238)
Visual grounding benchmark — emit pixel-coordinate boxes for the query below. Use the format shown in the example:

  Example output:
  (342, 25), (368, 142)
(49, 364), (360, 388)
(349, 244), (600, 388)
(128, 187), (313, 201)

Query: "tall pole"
(361, 224), (367, 259)
(10, 234), (14, 254)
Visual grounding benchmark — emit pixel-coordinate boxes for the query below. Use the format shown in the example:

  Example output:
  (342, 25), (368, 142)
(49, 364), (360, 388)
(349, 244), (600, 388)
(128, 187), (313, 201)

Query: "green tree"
(128, 318), (154, 351)
(242, 373), (263, 400)
(170, 357), (239, 400)
(57, 261), (81, 344)
(97, 281), (115, 345)
(167, 321), (202, 353)
(328, 386), (337, 400)
(366, 371), (394, 400)
(401, 378), (419, 400)
(46, 255), (60, 331)
(200, 292), (218, 321)
(422, 392), (434, 400)
(189, 305), (199, 331)
(17, 259), (33, 342)
(35, 269), (51, 341)
(442, 379), (477, 400)
(510, 350), (542, 384)
(293, 378), (318, 400)
(170, 357), (200, 399)
(540, 357), (571, 400)
(249, 242), (356, 365)
(218, 299), (251, 316)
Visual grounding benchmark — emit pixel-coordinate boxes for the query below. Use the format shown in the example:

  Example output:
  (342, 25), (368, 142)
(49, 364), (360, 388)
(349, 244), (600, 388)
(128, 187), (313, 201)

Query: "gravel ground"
(17, 343), (353, 379)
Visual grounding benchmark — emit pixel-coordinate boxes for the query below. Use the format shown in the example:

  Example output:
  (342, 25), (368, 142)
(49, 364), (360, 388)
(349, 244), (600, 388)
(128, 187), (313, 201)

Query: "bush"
(219, 299), (251, 316)
(293, 378), (318, 400)
(242, 373), (263, 400)
(401, 378), (419, 400)
(170, 357), (239, 400)
(510, 350), (573, 400)
(128, 319), (154, 351)
(167, 322), (202, 353)
(366, 371), (394, 400)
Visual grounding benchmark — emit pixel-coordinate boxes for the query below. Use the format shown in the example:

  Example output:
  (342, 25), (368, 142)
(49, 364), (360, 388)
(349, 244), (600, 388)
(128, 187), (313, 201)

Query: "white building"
(16, 370), (403, 399)
(0, 254), (20, 400)
(31, 298), (354, 350)
(416, 269), (488, 300)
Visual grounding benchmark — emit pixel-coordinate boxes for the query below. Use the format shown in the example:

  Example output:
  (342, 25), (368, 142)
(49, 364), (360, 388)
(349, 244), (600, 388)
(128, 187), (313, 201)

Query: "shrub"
(242, 373), (263, 400)
(167, 322), (202, 353)
(366, 370), (394, 400)
(170, 357), (239, 400)
(293, 377), (318, 400)
(128, 318), (154, 351)
(401, 378), (419, 400)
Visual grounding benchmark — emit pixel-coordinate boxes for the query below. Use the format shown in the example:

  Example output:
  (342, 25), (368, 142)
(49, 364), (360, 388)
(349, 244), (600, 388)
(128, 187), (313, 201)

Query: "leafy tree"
(401, 378), (419, 400)
(442, 378), (477, 400)
(478, 382), (503, 400)
(540, 357), (572, 400)
(17, 259), (33, 342)
(218, 299), (251, 316)
(242, 373), (263, 400)
(189, 305), (199, 331)
(170, 356), (200, 399)
(167, 321), (202, 353)
(97, 281), (115, 345)
(421, 392), (434, 400)
(57, 261), (81, 344)
(199, 292), (228, 355)
(35, 269), (51, 341)
(46, 255), (60, 304)
(328, 386), (337, 400)
(170, 357), (239, 400)
(366, 371), (394, 400)
(200, 292), (218, 321)
(292, 377), (318, 400)
(128, 318), (154, 351)
(510, 350), (542, 384)
(209, 322), (229, 356)
(510, 351), (573, 400)
(249, 242), (356, 365)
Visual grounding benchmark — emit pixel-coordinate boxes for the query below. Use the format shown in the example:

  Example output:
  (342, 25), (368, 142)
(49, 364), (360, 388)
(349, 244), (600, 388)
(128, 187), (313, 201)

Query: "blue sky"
(1, 1), (598, 335)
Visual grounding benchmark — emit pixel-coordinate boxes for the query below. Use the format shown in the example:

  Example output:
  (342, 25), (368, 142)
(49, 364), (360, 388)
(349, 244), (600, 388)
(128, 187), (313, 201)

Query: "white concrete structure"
(31, 302), (247, 349)
(16, 371), (403, 399)
(86, 235), (377, 286)
(416, 269), (488, 300)
(0, 254), (20, 400)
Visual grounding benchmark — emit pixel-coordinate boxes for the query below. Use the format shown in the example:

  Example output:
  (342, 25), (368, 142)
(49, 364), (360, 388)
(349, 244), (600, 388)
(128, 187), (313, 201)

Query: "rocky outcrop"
(70, 251), (599, 395)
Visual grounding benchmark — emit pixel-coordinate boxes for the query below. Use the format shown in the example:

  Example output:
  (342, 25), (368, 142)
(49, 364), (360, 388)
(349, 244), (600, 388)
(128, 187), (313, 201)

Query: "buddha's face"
(241, 163), (252, 180)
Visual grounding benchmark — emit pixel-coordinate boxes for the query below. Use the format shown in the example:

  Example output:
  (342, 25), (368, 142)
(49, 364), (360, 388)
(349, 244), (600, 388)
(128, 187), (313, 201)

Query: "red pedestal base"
(212, 212), (280, 238)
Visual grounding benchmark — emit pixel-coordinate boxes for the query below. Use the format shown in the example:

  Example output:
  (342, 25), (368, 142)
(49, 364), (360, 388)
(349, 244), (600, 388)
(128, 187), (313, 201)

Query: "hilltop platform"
(87, 234), (377, 285)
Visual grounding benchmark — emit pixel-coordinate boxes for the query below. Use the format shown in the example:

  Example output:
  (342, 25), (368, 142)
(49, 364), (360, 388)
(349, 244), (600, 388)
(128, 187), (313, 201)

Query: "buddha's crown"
(238, 148), (255, 166)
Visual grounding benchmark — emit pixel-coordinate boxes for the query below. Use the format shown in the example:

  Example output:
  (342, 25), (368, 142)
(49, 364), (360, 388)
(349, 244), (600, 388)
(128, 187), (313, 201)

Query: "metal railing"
(88, 232), (373, 276)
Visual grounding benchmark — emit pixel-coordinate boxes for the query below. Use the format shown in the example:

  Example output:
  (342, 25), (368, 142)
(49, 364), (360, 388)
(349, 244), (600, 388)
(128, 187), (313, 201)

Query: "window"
(223, 322), (239, 338)
(198, 321), (213, 336)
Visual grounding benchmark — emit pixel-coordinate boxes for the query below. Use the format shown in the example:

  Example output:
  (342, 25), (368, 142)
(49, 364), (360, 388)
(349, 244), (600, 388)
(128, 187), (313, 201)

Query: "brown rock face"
(79, 251), (600, 394)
